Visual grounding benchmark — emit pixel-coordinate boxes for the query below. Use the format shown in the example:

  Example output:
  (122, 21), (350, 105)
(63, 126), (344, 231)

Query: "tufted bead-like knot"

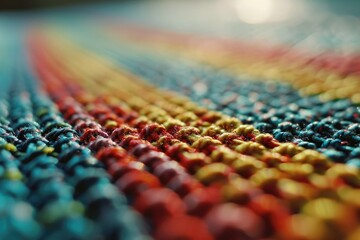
(88, 137), (117, 152)
(233, 125), (260, 137)
(174, 127), (200, 143)
(162, 119), (185, 133)
(222, 178), (261, 204)
(217, 132), (240, 145)
(166, 142), (191, 159)
(119, 135), (142, 150)
(192, 137), (222, 152)
(326, 164), (360, 188)
(74, 120), (101, 133)
(156, 136), (179, 151)
(231, 155), (265, 177)
(292, 150), (331, 170)
(234, 142), (265, 155)
(96, 147), (131, 165)
(110, 126), (138, 143)
(278, 163), (314, 179)
(250, 168), (283, 193)
(202, 125), (222, 138)
(80, 129), (108, 145)
(210, 146), (238, 165)
(139, 123), (170, 143)
(130, 116), (151, 130)
(196, 163), (232, 185)
(201, 111), (223, 123)
(180, 152), (210, 173)
(215, 117), (241, 131)
(175, 112), (198, 124)
(255, 133), (280, 148)
(273, 143), (304, 157)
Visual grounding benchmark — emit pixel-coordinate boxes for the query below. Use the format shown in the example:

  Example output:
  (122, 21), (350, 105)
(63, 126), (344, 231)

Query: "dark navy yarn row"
(88, 45), (360, 166)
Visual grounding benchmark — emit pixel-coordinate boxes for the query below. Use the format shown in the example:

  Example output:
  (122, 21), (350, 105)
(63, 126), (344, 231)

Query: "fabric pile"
(0, 1), (359, 239)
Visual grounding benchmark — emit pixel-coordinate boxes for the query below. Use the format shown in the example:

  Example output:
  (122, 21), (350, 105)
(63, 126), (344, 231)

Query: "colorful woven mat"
(0, 1), (360, 239)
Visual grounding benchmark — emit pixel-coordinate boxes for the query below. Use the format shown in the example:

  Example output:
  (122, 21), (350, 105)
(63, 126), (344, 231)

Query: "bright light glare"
(234, 0), (274, 24)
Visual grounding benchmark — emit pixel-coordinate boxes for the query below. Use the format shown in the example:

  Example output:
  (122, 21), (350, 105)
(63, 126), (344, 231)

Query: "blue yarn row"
(0, 44), (150, 239)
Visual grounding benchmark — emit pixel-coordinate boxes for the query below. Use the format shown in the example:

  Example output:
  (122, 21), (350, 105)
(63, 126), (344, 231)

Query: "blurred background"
(0, 0), (359, 17)
(0, 0), (118, 10)
(1, 0), (359, 58)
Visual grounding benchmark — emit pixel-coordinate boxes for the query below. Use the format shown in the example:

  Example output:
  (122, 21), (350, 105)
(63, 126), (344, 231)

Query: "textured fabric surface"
(0, 2), (360, 239)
